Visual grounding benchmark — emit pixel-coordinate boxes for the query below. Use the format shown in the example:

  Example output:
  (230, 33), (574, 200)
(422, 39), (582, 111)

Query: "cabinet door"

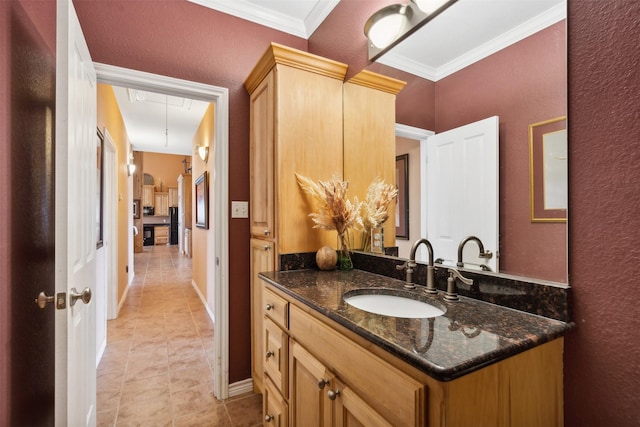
(249, 71), (275, 239)
(168, 187), (178, 207)
(155, 193), (169, 216)
(332, 379), (392, 427)
(143, 185), (154, 207)
(251, 238), (275, 393)
(264, 317), (288, 397)
(290, 340), (332, 427)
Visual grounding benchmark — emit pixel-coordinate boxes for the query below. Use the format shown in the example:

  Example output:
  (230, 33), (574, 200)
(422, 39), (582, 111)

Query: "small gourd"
(316, 246), (338, 271)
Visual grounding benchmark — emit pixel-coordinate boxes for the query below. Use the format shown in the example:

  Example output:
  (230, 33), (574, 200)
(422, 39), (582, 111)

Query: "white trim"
(94, 62), (230, 400)
(96, 338), (106, 368)
(117, 280), (132, 315)
(192, 279), (216, 324)
(103, 128), (119, 321)
(187, 0), (339, 38)
(380, 4), (566, 81)
(228, 378), (254, 398)
(395, 124), (433, 256)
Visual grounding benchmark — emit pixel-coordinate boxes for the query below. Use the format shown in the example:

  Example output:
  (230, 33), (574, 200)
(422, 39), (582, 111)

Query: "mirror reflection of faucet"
(457, 235), (493, 268)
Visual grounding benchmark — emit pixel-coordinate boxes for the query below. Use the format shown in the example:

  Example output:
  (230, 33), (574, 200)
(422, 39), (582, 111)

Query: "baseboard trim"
(116, 279), (132, 316)
(191, 279), (216, 325)
(228, 378), (254, 398)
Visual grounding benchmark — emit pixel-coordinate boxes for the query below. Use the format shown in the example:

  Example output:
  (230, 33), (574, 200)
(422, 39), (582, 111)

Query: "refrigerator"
(169, 207), (179, 245)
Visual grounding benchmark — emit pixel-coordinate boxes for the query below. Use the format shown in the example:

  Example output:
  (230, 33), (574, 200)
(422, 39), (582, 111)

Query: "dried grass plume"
(361, 177), (398, 231)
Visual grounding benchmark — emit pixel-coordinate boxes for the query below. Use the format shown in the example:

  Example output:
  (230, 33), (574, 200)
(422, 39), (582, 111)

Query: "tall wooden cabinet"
(343, 70), (405, 250)
(142, 184), (154, 207)
(245, 43), (348, 394)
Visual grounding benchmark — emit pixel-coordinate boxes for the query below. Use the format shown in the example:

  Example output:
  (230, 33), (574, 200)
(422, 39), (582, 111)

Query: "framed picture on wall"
(195, 171), (209, 229)
(529, 116), (567, 222)
(395, 154), (409, 239)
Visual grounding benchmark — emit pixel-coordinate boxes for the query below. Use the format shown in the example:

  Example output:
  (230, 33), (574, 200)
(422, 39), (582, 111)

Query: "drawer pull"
(265, 303), (274, 311)
(327, 389), (341, 401)
(264, 229), (270, 236)
(264, 245), (271, 251)
(265, 414), (274, 422)
(317, 378), (329, 389)
(266, 350), (275, 359)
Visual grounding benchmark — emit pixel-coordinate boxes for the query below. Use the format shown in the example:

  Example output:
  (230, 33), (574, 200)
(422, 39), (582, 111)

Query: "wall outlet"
(231, 201), (249, 218)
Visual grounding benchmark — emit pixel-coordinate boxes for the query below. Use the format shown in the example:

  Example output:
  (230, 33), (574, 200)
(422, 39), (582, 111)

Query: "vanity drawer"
(263, 287), (289, 330)
(264, 317), (289, 397)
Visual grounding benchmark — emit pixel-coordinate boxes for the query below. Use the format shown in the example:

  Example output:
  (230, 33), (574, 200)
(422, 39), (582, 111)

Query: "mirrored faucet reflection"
(457, 235), (493, 269)
(397, 238), (436, 293)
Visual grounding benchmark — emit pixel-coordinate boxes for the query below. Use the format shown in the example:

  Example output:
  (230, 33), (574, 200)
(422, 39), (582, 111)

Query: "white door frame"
(395, 123), (433, 262)
(103, 129), (118, 321)
(94, 63), (230, 399)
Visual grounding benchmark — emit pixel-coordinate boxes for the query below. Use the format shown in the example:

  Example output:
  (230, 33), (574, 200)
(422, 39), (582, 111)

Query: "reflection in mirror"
(359, 0), (567, 284)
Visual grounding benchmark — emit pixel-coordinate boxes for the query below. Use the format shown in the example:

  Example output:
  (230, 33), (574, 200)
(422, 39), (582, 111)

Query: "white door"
(426, 116), (499, 272)
(55, 0), (98, 425)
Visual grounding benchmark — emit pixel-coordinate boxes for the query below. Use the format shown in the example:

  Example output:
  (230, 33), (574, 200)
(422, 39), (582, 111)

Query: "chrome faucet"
(445, 268), (473, 302)
(457, 235), (493, 268)
(396, 238), (436, 293)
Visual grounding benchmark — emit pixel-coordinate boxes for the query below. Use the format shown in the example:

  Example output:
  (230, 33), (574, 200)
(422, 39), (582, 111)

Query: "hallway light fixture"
(197, 145), (209, 163)
(127, 148), (136, 176)
(364, 0), (459, 61)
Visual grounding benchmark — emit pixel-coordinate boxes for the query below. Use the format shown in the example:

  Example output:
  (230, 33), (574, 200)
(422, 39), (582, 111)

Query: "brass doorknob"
(70, 287), (92, 306)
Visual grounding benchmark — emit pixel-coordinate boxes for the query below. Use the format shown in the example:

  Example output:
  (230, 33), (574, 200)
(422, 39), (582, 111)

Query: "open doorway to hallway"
(96, 245), (262, 426)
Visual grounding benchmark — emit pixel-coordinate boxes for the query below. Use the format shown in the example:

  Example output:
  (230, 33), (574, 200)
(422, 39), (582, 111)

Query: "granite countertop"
(259, 269), (573, 382)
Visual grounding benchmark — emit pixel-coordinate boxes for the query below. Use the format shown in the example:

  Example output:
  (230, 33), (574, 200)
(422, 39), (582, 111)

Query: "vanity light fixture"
(197, 145), (209, 163)
(364, 0), (459, 61)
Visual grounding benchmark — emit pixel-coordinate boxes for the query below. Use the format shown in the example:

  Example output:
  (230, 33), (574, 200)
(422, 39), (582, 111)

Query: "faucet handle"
(479, 250), (493, 259)
(448, 268), (473, 286)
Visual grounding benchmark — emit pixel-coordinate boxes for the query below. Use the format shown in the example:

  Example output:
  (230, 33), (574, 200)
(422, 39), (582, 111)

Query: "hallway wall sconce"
(197, 145), (209, 163)
(364, 0), (459, 61)
(127, 149), (136, 176)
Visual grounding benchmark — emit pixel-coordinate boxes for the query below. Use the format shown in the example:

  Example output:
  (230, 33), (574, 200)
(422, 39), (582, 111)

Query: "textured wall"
(565, 1), (640, 425)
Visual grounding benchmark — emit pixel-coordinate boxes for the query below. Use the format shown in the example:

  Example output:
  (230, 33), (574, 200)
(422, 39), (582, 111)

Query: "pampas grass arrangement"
(360, 177), (398, 251)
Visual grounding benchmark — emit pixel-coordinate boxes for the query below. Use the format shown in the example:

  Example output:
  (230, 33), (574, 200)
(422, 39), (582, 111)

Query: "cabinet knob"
(266, 350), (275, 359)
(265, 303), (273, 311)
(265, 414), (274, 422)
(317, 378), (329, 389)
(263, 245), (271, 251)
(264, 229), (270, 236)
(327, 389), (341, 401)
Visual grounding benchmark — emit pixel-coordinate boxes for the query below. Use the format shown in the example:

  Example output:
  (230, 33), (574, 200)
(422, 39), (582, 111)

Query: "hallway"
(96, 245), (261, 426)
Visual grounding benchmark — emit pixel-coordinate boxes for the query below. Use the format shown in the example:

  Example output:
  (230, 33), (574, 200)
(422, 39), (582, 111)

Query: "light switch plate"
(231, 201), (249, 218)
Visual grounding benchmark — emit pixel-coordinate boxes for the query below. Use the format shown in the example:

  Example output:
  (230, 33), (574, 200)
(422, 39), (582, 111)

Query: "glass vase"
(337, 232), (353, 271)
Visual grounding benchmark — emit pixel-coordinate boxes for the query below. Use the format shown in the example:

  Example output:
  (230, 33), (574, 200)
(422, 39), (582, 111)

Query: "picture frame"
(529, 116), (567, 222)
(195, 171), (209, 229)
(133, 199), (141, 219)
(395, 154), (409, 239)
(96, 128), (104, 248)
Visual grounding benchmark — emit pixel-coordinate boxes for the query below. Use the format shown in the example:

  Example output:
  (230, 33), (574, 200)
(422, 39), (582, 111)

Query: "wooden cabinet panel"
(289, 305), (425, 427)
(290, 340), (333, 427)
(333, 380), (392, 427)
(264, 317), (288, 398)
(142, 185), (154, 207)
(249, 72), (275, 240)
(251, 239), (275, 393)
(154, 192), (169, 216)
(154, 226), (168, 245)
(264, 378), (288, 427)
(264, 287), (288, 330)
(168, 186), (178, 207)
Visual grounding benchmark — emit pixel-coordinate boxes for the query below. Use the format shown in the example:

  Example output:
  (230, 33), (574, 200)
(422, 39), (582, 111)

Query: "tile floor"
(96, 245), (262, 427)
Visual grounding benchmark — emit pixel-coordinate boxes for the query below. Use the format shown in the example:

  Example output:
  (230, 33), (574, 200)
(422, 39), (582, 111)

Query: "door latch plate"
(57, 293), (66, 309)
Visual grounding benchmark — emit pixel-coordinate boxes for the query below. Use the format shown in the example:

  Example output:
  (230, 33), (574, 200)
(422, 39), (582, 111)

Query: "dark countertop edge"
(259, 271), (575, 382)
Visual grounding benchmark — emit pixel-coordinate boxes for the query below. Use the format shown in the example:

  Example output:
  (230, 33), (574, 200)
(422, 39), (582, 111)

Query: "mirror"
(360, 0), (568, 284)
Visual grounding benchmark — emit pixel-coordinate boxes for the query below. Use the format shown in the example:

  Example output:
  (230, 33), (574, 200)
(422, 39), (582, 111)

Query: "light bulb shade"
(364, 4), (412, 49)
(198, 145), (209, 163)
(127, 163), (136, 176)
(413, 0), (450, 14)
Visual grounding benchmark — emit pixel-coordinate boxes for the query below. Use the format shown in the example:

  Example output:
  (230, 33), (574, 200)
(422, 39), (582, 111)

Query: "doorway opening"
(94, 63), (230, 399)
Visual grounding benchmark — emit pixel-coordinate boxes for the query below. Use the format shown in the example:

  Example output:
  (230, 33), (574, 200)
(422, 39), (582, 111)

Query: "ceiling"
(116, 0), (564, 155)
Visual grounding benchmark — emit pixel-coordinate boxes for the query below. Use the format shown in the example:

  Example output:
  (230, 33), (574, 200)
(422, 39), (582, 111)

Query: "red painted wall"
(565, 1), (640, 425)
(73, 0), (307, 384)
(435, 22), (567, 282)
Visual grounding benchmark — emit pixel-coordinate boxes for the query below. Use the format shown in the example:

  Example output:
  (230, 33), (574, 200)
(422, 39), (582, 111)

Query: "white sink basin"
(343, 291), (445, 319)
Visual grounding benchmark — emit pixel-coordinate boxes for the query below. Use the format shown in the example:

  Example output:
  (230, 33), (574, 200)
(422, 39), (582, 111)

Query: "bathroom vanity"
(258, 269), (571, 427)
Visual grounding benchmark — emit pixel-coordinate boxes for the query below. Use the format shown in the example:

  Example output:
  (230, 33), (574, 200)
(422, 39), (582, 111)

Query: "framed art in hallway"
(195, 171), (209, 229)
(395, 154), (409, 239)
